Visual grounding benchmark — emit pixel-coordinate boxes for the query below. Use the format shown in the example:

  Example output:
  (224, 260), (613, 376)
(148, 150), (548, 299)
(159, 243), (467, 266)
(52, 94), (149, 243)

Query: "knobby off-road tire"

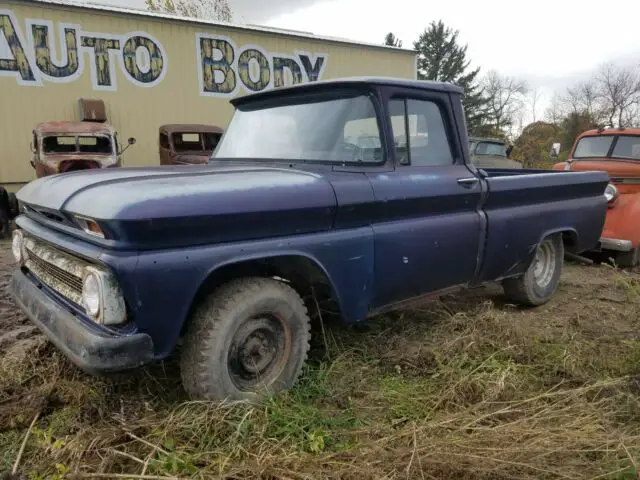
(503, 235), (564, 307)
(180, 277), (311, 401)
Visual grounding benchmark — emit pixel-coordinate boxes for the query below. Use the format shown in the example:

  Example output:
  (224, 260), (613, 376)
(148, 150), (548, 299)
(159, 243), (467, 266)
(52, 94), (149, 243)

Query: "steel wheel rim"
(227, 314), (291, 392)
(532, 241), (555, 288)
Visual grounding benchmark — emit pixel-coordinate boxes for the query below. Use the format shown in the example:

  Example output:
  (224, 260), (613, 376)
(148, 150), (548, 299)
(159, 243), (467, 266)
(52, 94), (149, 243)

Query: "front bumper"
(596, 237), (634, 252)
(9, 269), (154, 374)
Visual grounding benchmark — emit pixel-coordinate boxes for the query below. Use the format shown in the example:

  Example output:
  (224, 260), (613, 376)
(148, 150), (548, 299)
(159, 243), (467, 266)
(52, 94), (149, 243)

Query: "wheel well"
(561, 230), (578, 253)
(182, 256), (340, 335)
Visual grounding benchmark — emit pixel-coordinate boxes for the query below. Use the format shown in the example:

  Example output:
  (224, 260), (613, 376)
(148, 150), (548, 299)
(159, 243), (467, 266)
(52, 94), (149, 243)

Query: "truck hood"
(17, 164), (338, 248)
(563, 159), (640, 177)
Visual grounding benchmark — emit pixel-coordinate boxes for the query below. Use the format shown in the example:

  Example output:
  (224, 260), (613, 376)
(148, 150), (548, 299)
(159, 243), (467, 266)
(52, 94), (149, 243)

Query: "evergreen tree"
(384, 33), (403, 48)
(413, 20), (488, 133)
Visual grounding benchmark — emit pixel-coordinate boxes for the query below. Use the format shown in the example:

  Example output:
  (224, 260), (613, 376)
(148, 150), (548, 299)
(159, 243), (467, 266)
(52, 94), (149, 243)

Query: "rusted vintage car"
(31, 121), (136, 178)
(468, 136), (522, 169)
(552, 128), (640, 266)
(159, 124), (224, 165)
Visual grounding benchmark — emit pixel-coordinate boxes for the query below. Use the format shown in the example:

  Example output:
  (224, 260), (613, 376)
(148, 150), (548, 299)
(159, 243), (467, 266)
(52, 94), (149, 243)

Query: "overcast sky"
(63, 0), (640, 118)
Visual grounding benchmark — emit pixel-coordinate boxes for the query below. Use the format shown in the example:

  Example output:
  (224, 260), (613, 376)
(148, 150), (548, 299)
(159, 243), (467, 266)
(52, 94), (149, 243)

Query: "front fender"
(131, 227), (375, 357)
(601, 193), (640, 248)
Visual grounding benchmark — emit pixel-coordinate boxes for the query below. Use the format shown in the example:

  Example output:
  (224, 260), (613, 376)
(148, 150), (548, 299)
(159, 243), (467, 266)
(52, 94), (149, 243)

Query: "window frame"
(387, 94), (457, 168)
(215, 87), (389, 169)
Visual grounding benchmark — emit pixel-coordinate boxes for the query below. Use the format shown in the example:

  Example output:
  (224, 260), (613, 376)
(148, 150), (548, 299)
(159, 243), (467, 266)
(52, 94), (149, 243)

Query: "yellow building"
(0, 0), (417, 188)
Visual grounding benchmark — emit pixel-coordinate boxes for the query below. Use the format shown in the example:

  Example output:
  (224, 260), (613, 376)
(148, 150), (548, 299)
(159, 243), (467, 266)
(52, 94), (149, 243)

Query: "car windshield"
(211, 93), (383, 164)
(611, 135), (640, 160)
(43, 135), (113, 154)
(573, 136), (614, 158)
(475, 141), (506, 156)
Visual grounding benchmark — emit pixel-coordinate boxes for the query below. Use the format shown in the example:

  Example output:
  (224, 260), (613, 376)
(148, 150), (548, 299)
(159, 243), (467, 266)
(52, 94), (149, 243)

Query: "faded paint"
(159, 124), (224, 165)
(0, 0), (417, 186)
(32, 121), (123, 176)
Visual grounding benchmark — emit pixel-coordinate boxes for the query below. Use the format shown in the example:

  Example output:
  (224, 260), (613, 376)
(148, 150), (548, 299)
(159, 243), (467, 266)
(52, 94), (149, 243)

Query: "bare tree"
(559, 79), (604, 122)
(526, 87), (543, 123)
(145, 0), (233, 22)
(595, 63), (640, 127)
(544, 93), (566, 125)
(483, 70), (529, 134)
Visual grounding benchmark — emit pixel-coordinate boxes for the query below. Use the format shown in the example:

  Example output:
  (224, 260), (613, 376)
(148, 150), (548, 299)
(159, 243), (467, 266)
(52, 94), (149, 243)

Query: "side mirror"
(505, 145), (514, 158)
(120, 137), (136, 155)
(550, 142), (561, 158)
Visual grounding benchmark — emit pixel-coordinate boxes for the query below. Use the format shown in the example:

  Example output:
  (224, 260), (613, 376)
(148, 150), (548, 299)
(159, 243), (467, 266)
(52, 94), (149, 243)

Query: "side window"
(159, 132), (170, 149)
(389, 98), (453, 167)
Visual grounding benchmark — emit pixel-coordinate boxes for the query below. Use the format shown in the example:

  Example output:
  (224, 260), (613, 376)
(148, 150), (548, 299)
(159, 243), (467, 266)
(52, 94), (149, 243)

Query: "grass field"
(1, 241), (639, 479)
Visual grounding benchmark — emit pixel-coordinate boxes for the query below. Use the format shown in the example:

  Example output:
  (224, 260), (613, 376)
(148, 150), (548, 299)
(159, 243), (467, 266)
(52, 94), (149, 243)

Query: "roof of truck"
(469, 136), (506, 144)
(34, 121), (116, 135)
(160, 124), (224, 134)
(232, 77), (464, 106)
(578, 127), (640, 137)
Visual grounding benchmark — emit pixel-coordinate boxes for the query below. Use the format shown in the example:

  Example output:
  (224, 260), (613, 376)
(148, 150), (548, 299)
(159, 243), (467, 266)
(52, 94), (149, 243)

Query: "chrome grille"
(23, 236), (87, 305)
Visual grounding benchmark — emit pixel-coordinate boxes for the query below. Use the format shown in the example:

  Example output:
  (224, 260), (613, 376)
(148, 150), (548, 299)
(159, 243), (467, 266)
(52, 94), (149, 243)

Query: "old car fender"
(603, 193), (640, 247)
(193, 249), (359, 320)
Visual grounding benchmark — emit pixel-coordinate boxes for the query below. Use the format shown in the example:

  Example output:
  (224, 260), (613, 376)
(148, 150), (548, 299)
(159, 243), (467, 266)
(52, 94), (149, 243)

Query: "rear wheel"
(503, 235), (564, 306)
(180, 277), (311, 401)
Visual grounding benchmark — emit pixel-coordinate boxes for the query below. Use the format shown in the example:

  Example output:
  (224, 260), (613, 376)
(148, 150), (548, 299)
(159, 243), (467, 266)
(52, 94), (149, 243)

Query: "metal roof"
(160, 124), (224, 134)
(232, 76), (463, 106)
(16, 0), (418, 55)
(34, 121), (116, 135)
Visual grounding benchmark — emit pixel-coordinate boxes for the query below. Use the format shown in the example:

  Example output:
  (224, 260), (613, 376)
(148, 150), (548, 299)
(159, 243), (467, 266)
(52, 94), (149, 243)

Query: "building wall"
(0, 0), (416, 188)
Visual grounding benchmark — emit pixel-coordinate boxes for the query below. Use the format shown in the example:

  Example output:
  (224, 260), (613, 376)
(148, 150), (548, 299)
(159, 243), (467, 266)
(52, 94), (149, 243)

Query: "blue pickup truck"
(9, 77), (609, 401)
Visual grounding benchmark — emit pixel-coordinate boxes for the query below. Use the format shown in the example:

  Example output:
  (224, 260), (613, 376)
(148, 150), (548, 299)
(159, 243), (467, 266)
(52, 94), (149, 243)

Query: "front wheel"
(503, 235), (564, 306)
(180, 277), (311, 401)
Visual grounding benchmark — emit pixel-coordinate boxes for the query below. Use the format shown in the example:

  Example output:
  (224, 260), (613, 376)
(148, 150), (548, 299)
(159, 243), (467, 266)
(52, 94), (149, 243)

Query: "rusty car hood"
(17, 164), (338, 247)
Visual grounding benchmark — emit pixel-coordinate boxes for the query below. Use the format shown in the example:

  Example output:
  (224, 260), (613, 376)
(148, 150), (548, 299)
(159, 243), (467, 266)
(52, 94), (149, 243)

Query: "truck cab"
(31, 122), (135, 177)
(468, 136), (522, 169)
(158, 124), (224, 165)
(552, 128), (640, 266)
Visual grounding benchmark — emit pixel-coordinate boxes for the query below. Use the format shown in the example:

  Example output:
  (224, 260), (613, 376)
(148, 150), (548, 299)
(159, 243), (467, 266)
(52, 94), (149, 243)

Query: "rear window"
(78, 136), (112, 153)
(611, 136), (640, 160)
(172, 133), (203, 152)
(475, 141), (506, 156)
(573, 136), (614, 158)
(42, 135), (112, 154)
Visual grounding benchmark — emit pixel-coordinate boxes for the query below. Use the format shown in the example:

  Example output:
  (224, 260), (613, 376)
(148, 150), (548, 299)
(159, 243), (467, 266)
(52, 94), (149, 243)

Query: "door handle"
(457, 177), (479, 188)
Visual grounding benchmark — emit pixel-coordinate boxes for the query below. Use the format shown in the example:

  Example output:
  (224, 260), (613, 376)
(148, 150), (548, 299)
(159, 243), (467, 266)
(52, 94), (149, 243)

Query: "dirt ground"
(0, 239), (639, 479)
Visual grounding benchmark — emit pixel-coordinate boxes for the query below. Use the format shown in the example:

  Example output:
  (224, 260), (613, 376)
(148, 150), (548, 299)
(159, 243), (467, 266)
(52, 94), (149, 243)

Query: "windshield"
(611, 136), (640, 160)
(573, 136), (614, 159)
(42, 135), (113, 154)
(212, 93), (383, 164)
(475, 141), (506, 156)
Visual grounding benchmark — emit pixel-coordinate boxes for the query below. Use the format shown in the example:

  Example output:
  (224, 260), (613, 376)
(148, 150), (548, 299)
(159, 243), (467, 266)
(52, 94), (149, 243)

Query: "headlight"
(12, 230), (24, 263)
(81, 266), (127, 325)
(604, 183), (618, 203)
(82, 270), (101, 317)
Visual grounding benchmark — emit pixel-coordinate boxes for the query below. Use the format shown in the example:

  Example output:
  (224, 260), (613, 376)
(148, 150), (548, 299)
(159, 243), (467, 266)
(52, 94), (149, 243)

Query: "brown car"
(31, 121), (135, 177)
(159, 124), (224, 165)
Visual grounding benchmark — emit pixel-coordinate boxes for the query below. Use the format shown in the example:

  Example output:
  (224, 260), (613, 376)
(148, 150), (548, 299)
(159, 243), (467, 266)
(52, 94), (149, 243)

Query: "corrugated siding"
(0, 1), (416, 187)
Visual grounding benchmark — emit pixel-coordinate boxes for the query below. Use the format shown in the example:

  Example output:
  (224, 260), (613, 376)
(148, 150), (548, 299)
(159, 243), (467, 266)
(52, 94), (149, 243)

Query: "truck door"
(368, 92), (484, 308)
